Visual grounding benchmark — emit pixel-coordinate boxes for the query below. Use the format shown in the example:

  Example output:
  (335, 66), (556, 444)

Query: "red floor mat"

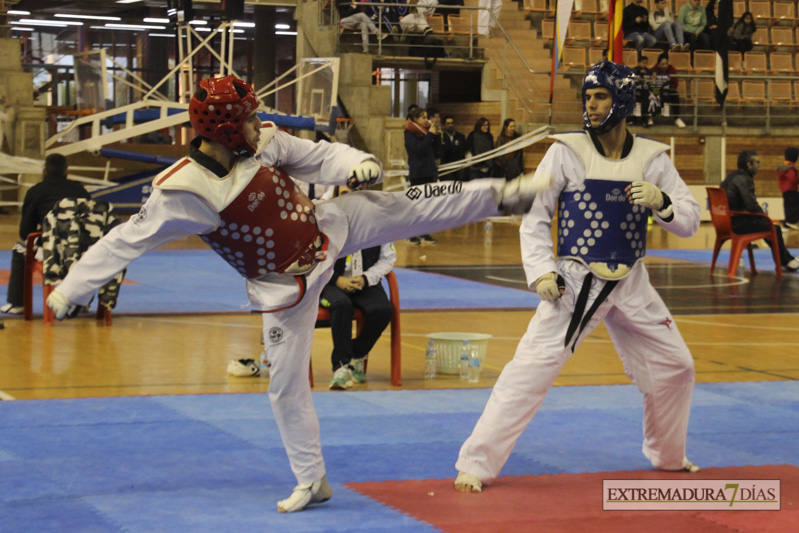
(346, 465), (797, 533)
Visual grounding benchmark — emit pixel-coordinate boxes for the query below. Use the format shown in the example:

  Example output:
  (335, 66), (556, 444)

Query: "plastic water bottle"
(459, 340), (470, 379)
(424, 340), (437, 379)
(259, 350), (270, 379)
(467, 346), (481, 383)
(484, 220), (493, 246)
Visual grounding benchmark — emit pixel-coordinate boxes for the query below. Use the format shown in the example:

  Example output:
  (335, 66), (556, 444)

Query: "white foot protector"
(683, 459), (701, 473)
(277, 475), (333, 513)
(453, 471), (482, 493)
(499, 171), (552, 215)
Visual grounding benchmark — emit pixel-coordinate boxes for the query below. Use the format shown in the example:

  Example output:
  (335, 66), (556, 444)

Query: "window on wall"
(376, 68), (431, 118)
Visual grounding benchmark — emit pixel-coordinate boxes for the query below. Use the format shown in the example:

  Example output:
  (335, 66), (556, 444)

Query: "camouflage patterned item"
(41, 198), (125, 311)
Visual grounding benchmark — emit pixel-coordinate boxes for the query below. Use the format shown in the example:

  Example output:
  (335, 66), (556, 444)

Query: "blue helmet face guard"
(582, 61), (637, 134)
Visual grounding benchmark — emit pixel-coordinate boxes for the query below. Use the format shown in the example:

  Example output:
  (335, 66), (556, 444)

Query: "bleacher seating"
(741, 80), (767, 104)
(562, 46), (587, 70)
(769, 52), (795, 74)
(769, 80), (794, 106)
(744, 51), (768, 73)
(749, 1), (773, 26)
(772, 2), (797, 27)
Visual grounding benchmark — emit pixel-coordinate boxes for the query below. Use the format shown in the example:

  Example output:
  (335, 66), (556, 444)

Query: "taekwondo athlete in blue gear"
(453, 61), (702, 494)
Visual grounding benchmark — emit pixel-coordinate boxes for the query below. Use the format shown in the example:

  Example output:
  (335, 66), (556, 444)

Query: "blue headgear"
(582, 61), (636, 134)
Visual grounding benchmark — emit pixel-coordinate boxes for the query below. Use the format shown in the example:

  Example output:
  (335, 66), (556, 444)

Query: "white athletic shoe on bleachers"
(277, 475), (333, 513)
(454, 471), (482, 493)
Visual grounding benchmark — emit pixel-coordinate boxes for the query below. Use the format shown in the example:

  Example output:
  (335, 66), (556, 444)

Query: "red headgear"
(189, 76), (261, 156)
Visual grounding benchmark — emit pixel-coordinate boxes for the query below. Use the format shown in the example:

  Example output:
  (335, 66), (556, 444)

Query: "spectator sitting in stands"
(369, 0), (402, 36)
(466, 117), (495, 181)
(632, 55), (655, 127)
(2, 154), (90, 315)
(399, 0), (439, 37)
(721, 150), (799, 272)
(678, 0), (710, 51)
(437, 0), (464, 33)
(440, 115), (467, 180)
(729, 11), (755, 53)
(652, 53), (687, 129)
(338, 0), (383, 53)
(703, 0), (719, 49)
(650, 0), (687, 51)
(778, 146), (799, 230)
(495, 118), (524, 181)
(321, 188), (396, 390)
(623, 0), (657, 51)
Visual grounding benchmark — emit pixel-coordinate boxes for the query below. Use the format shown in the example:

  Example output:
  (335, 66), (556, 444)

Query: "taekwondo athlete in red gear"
(453, 61), (702, 494)
(45, 75), (550, 513)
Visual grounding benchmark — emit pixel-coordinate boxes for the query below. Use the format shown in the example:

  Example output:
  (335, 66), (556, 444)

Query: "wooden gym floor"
(1, 214), (798, 401)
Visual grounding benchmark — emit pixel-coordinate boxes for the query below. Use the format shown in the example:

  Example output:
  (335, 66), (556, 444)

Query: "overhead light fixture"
(143, 18), (171, 24)
(189, 20), (208, 25)
(217, 28), (245, 33)
(11, 27), (35, 31)
(105, 23), (167, 30)
(275, 31), (298, 36)
(115, 0), (143, 3)
(194, 27), (211, 32)
(232, 22), (255, 28)
(275, 24), (290, 30)
(18, 19), (80, 27)
(150, 33), (176, 38)
(7, 10), (31, 15)
(55, 14), (121, 21)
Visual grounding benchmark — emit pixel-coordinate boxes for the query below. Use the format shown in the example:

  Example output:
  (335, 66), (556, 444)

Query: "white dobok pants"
(456, 259), (696, 484)
(254, 179), (505, 484)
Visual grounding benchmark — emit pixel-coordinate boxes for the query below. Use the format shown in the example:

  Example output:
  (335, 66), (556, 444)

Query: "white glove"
(46, 288), (75, 320)
(347, 160), (381, 189)
(535, 272), (565, 301)
(499, 171), (553, 215)
(627, 181), (664, 210)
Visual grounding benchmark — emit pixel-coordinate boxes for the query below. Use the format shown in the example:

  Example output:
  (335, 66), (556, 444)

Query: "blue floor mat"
(0, 250), (537, 314)
(0, 381), (797, 532)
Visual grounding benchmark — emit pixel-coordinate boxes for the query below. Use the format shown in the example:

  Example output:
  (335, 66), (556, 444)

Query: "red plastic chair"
(706, 187), (783, 278)
(23, 231), (112, 325)
(309, 270), (401, 387)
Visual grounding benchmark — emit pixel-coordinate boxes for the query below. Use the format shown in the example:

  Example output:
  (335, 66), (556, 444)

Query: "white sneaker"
(0, 304), (23, 315)
(277, 475), (333, 513)
(674, 118), (686, 128)
(328, 365), (353, 390)
(647, 117), (654, 126)
(226, 358), (261, 377)
(454, 471), (482, 492)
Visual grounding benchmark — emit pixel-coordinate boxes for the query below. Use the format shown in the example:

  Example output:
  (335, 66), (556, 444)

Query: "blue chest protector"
(556, 179), (649, 279)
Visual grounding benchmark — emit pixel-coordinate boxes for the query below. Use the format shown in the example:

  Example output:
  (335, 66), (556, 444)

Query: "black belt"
(563, 272), (618, 352)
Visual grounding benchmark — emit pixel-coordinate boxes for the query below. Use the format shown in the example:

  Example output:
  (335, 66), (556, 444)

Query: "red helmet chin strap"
(189, 75), (260, 155)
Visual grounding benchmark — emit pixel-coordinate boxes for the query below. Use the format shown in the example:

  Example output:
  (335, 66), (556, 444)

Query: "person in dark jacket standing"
(623, 0), (657, 51)
(2, 153), (90, 314)
(404, 106), (441, 244)
(778, 146), (799, 230)
(466, 117), (495, 181)
(495, 118), (523, 181)
(440, 115), (467, 180)
(721, 150), (799, 272)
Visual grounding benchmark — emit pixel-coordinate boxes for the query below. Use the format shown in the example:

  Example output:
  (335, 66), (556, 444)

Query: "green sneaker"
(328, 366), (353, 390)
(350, 357), (367, 384)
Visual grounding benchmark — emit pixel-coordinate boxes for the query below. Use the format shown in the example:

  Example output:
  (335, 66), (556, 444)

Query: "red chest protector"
(199, 166), (321, 279)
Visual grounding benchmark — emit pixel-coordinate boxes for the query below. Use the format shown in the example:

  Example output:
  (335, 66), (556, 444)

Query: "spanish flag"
(607, 0), (624, 64)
